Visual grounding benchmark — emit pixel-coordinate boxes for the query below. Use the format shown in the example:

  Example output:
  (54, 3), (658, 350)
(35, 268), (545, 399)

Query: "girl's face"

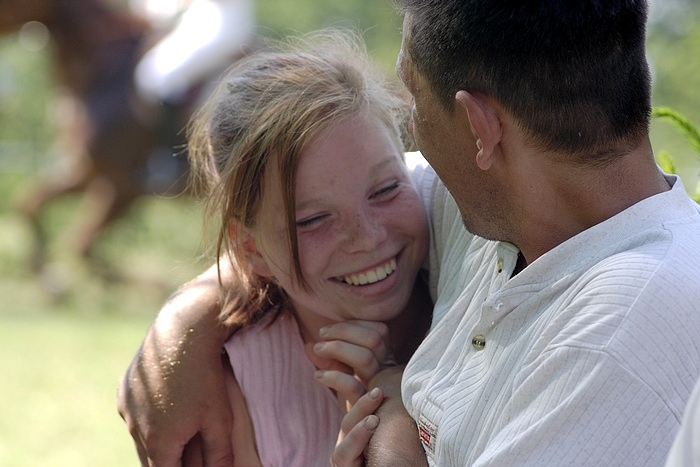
(249, 113), (429, 325)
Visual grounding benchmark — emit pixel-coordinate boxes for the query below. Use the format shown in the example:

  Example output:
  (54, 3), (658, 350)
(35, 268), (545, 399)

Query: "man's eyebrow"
(396, 52), (409, 87)
(396, 63), (405, 85)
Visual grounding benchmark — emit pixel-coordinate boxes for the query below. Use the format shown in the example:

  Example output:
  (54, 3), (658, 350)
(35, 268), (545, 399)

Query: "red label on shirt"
(418, 414), (437, 453)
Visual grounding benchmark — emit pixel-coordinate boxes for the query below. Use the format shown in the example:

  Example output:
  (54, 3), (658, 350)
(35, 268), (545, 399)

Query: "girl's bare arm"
(117, 265), (235, 466)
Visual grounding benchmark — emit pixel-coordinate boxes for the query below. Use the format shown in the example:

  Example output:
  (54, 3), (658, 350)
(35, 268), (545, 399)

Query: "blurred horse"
(0, 0), (235, 276)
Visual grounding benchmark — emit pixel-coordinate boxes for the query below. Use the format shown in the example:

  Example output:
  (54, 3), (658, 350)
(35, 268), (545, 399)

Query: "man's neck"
(508, 139), (669, 266)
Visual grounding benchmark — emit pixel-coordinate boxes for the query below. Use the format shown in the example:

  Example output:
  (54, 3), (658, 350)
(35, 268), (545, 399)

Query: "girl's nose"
(342, 210), (387, 253)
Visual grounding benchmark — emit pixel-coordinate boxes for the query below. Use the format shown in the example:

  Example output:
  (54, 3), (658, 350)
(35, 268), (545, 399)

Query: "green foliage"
(648, 20), (700, 130)
(256, 0), (403, 74)
(646, 13), (700, 196)
(0, 38), (53, 147)
(652, 106), (700, 203)
(655, 150), (676, 175)
(653, 107), (700, 158)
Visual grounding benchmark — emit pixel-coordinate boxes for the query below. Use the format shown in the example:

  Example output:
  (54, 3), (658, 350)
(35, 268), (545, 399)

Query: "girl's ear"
(228, 222), (274, 278)
(455, 90), (502, 171)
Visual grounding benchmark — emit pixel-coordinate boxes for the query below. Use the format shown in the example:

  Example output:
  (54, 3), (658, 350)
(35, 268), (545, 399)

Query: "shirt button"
(497, 258), (504, 273)
(472, 334), (486, 350)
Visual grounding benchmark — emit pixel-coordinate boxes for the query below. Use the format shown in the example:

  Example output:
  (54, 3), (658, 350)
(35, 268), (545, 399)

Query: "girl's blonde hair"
(188, 29), (410, 329)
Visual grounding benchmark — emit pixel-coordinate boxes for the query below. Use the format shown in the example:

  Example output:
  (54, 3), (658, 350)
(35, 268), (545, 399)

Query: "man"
(119, 1), (700, 465)
(333, 1), (700, 464)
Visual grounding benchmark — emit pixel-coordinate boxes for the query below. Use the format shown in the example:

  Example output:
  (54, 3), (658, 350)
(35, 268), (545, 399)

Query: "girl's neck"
(291, 304), (337, 344)
(386, 273), (432, 364)
(289, 272), (433, 361)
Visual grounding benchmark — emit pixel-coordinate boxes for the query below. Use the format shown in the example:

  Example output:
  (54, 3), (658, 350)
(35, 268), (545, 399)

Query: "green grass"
(0, 172), (208, 466)
(0, 314), (150, 466)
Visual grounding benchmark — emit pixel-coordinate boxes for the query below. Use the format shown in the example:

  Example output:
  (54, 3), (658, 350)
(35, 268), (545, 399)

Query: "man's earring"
(476, 139), (483, 150)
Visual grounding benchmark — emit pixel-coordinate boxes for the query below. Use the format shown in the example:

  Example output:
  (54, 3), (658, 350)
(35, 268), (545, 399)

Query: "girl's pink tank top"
(224, 311), (342, 466)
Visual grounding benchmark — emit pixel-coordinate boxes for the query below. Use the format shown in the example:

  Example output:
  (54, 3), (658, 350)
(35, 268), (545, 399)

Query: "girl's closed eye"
(371, 181), (400, 199)
(296, 213), (329, 229)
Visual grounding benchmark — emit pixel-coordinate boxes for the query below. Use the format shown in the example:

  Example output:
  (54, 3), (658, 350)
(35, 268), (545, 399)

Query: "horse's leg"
(17, 90), (95, 272)
(16, 161), (94, 272)
(72, 176), (138, 277)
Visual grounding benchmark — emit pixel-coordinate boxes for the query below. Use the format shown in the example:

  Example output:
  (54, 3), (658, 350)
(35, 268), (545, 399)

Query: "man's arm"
(117, 265), (235, 467)
(365, 367), (427, 467)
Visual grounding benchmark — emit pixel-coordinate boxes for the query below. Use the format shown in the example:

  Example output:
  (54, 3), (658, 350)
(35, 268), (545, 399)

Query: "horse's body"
(1, 0), (217, 273)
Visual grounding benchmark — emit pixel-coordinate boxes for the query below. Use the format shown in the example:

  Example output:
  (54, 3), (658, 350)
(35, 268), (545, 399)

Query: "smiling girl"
(176, 30), (433, 465)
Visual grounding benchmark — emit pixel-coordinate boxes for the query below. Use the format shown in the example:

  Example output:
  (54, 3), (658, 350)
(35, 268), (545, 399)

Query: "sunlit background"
(0, 0), (698, 465)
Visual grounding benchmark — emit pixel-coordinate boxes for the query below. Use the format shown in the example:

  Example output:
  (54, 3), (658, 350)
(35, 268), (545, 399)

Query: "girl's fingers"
(332, 389), (384, 466)
(331, 415), (379, 467)
(340, 387), (383, 435)
(304, 341), (353, 373)
(314, 369), (366, 406)
(313, 340), (382, 383)
(320, 321), (389, 353)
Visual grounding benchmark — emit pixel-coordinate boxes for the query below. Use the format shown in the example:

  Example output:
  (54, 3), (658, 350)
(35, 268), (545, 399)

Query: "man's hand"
(117, 265), (235, 466)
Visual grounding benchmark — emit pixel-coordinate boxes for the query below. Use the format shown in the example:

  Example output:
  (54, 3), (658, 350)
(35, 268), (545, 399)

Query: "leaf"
(652, 106), (700, 161)
(655, 150), (676, 174)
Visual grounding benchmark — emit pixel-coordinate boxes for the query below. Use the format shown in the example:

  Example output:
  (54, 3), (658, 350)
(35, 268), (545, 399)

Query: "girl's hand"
(315, 319), (395, 382)
(305, 320), (396, 407)
(331, 387), (384, 467)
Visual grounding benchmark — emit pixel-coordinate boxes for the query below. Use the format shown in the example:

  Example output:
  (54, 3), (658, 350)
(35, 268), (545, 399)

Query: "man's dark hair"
(395, 0), (652, 164)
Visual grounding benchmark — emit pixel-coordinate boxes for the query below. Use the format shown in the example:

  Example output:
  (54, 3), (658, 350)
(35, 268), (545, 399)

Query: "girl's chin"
(347, 300), (407, 322)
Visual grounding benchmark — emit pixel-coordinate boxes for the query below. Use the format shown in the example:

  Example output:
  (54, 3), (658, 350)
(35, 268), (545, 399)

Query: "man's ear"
(455, 90), (502, 171)
(228, 222), (274, 278)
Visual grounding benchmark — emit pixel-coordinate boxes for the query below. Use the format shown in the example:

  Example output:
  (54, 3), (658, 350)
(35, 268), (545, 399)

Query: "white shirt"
(666, 376), (700, 466)
(404, 166), (700, 466)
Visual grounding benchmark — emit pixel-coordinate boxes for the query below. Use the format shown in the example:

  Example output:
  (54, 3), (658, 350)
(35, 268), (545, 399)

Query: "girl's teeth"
(342, 258), (397, 286)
